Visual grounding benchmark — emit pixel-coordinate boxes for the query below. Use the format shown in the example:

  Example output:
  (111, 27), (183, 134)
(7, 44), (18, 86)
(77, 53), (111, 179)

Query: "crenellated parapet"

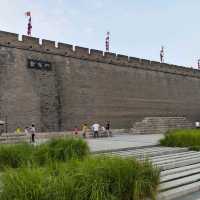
(0, 30), (199, 78)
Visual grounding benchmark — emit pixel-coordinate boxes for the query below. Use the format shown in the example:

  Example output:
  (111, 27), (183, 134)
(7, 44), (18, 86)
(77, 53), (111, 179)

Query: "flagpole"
(105, 32), (110, 52)
(25, 11), (32, 36)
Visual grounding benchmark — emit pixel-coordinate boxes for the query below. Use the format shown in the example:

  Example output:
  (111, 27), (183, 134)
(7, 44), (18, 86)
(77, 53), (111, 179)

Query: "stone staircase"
(130, 117), (194, 134)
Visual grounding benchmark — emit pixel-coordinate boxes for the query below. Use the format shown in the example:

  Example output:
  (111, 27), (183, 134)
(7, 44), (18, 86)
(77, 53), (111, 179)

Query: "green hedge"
(160, 129), (200, 148)
(0, 137), (90, 169)
(0, 156), (160, 200)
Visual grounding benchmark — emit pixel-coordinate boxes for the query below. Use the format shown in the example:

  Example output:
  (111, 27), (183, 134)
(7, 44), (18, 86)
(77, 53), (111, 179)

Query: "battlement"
(0, 30), (199, 78)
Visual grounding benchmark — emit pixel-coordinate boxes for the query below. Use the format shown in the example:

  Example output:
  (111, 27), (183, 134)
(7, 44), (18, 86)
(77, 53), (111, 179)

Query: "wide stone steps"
(161, 163), (200, 176)
(131, 117), (194, 134)
(104, 146), (200, 200)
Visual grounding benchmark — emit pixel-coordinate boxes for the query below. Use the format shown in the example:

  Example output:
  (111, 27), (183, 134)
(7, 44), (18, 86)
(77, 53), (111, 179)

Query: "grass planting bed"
(0, 137), (160, 200)
(160, 129), (200, 150)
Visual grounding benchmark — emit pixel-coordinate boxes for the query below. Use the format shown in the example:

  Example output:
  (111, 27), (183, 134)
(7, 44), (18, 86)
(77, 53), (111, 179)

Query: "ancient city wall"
(0, 30), (200, 132)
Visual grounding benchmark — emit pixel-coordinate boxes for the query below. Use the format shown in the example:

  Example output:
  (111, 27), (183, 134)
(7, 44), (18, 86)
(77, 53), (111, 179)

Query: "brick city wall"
(0, 30), (200, 132)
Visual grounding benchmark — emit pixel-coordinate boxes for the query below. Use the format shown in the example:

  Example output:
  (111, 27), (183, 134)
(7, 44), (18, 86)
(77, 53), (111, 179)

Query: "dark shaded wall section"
(0, 30), (200, 131)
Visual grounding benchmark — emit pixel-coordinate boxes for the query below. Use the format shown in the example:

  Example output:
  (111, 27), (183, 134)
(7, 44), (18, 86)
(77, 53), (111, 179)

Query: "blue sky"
(0, 0), (199, 67)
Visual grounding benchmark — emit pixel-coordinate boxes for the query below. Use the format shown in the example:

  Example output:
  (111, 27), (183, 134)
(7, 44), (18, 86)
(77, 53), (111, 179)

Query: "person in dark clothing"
(106, 121), (112, 137)
(30, 124), (36, 143)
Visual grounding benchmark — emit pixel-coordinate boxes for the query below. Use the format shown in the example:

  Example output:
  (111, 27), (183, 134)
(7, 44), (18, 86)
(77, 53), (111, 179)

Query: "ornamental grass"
(0, 156), (160, 200)
(0, 137), (90, 169)
(160, 129), (200, 148)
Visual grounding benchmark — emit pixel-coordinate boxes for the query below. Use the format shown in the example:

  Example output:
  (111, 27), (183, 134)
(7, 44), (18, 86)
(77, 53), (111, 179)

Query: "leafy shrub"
(0, 156), (160, 200)
(160, 129), (200, 148)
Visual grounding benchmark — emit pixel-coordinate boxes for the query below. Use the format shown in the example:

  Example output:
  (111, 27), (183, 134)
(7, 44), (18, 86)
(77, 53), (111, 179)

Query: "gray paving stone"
(88, 134), (163, 152)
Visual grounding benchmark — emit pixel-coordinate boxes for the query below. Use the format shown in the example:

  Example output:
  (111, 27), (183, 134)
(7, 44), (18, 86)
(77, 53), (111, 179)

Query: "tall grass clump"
(46, 137), (90, 162)
(160, 129), (200, 148)
(0, 143), (33, 169)
(32, 137), (90, 166)
(0, 165), (76, 200)
(67, 156), (160, 200)
(0, 167), (49, 200)
(0, 156), (160, 200)
(0, 137), (90, 169)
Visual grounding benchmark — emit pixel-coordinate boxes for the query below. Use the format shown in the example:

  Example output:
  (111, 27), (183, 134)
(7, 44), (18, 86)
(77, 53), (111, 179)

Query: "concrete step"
(160, 173), (200, 191)
(150, 151), (196, 162)
(112, 147), (175, 156)
(131, 117), (194, 134)
(161, 167), (200, 183)
(153, 152), (200, 165)
(158, 156), (200, 171)
(133, 123), (193, 128)
(136, 149), (188, 159)
(112, 147), (188, 159)
(158, 181), (200, 200)
(161, 163), (200, 177)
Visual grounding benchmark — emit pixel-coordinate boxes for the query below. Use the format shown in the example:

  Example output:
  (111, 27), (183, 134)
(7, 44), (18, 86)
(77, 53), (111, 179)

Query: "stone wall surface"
(0, 30), (200, 132)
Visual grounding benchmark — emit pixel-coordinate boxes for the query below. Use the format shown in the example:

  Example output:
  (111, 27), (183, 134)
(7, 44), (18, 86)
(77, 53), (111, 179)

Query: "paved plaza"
(87, 133), (164, 152)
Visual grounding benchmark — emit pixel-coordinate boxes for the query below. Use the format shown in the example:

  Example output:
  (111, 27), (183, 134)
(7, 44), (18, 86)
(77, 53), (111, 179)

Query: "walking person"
(92, 122), (100, 138)
(74, 126), (79, 136)
(30, 124), (36, 143)
(24, 127), (29, 135)
(82, 124), (88, 138)
(101, 126), (106, 137)
(195, 121), (200, 129)
(106, 121), (112, 137)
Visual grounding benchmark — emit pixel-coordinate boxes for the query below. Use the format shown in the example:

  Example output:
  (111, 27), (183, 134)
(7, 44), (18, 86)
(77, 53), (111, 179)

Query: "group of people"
(74, 121), (112, 138)
(91, 121), (111, 138)
(16, 124), (36, 143)
(14, 121), (111, 142)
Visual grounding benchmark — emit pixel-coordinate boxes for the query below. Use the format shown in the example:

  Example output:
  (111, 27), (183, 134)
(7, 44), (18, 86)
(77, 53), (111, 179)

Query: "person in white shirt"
(92, 123), (100, 138)
(195, 121), (200, 129)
